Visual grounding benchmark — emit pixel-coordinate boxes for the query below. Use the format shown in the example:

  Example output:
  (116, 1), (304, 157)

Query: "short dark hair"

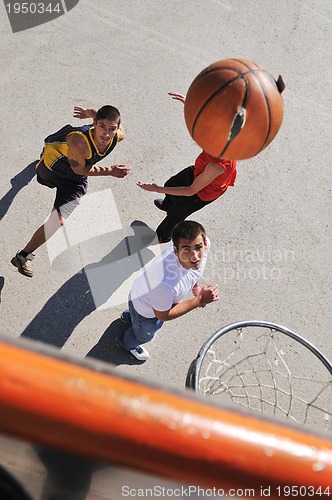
(95, 105), (121, 125)
(171, 220), (206, 248)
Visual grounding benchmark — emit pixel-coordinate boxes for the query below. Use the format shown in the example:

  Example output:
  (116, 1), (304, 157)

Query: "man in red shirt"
(138, 93), (237, 243)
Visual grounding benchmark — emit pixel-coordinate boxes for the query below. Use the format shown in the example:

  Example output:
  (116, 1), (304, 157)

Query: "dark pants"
(156, 166), (213, 242)
(35, 447), (100, 500)
(36, 161), (88, 219)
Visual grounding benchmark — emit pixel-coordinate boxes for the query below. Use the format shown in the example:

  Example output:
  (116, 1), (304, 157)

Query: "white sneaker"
(116, 336), (149, 361)
(129, 345), (149, 361)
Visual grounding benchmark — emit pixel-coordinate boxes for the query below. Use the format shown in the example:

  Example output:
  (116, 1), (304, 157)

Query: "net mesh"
(198, 326), (332, 431)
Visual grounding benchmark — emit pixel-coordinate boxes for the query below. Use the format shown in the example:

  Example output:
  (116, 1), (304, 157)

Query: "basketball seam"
(248, 70), (277, 156)
(233, 64), (278, 157)
(218, 78), (249, 158)
(190, 66), (277, 158)
(191, 74), (247, 143)
(229, 58), (260, 70)
(191, 60), (260, 84)
(192, 64), (246, 83)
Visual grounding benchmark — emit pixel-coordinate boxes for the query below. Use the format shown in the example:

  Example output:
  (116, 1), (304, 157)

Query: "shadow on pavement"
(0, 161), (37, 221)
(86, 318), (145, 366)
(20, 221), (157, 368)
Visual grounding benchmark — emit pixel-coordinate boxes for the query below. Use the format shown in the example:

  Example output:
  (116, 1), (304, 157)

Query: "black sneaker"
(154, 199), (167, 212)
(11, 252), (34, 277)
(120, 310), (132, 324)
(116, 335), (149, 361)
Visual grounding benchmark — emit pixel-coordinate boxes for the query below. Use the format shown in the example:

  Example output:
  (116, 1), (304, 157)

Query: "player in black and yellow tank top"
(11, 105), (131, 277)
(42, 122), (119, 181)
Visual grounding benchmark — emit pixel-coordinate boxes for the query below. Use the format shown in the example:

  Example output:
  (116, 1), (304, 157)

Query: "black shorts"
(36, 161), (88, 218)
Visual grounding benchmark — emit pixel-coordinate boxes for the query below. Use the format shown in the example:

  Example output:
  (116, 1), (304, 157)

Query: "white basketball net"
(198, 326), (332, 431)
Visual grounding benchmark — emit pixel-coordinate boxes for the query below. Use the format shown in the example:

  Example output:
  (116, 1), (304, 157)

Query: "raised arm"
(137, 162), (225, 196)
(74, 107), (125, 142)
(168, 92), (186, 104)
(153, 283), (219, 322)
(73, 107), (98, 120)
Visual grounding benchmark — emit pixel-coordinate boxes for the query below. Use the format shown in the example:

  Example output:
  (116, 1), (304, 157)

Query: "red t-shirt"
(194, 151), (237, 201)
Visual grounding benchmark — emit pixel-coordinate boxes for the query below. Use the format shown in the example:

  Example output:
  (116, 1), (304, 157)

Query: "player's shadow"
(0, 160), (37, 221)
(20, 220), (157, 366)
(86, 319), (146, 366)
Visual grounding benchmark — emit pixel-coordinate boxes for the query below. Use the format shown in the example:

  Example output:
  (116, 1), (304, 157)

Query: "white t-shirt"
(131, 238), (210, 318)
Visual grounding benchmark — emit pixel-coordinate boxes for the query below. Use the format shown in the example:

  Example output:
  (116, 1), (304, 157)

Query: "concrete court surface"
(0, 0), (331, 498)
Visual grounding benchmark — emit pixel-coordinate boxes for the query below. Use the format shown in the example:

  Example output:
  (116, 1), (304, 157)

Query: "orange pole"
(0, 340), (331, 497)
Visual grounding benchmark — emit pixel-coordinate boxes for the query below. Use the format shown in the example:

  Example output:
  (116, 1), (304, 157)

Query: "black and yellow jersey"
(41, 124), (119, 181)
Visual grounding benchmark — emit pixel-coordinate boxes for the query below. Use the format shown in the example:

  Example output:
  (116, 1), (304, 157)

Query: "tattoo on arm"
(69, 158), (79, 169)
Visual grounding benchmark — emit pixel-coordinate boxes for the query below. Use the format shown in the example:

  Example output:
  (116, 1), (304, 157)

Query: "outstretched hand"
(111, 165), (131, 178)
(73, 107), (89, 119)
(198, 284), (219, 307)
(168, 92), (186, 104)
(137, 182), (160, 192)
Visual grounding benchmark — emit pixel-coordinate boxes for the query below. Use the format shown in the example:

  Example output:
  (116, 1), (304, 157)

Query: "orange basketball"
(184, 58), (284, 160)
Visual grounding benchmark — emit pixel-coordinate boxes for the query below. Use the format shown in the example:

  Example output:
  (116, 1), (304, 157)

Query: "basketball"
(184, 58), (284, 160)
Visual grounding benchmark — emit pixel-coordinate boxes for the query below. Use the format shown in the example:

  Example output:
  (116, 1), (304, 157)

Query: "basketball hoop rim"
(186, 320), (332, 390)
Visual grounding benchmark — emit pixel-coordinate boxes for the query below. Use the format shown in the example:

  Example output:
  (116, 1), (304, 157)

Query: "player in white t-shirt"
(116, 220), (219, 361)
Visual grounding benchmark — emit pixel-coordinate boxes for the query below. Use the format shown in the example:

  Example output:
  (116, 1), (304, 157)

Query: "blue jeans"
(121, 299), (164, 349)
